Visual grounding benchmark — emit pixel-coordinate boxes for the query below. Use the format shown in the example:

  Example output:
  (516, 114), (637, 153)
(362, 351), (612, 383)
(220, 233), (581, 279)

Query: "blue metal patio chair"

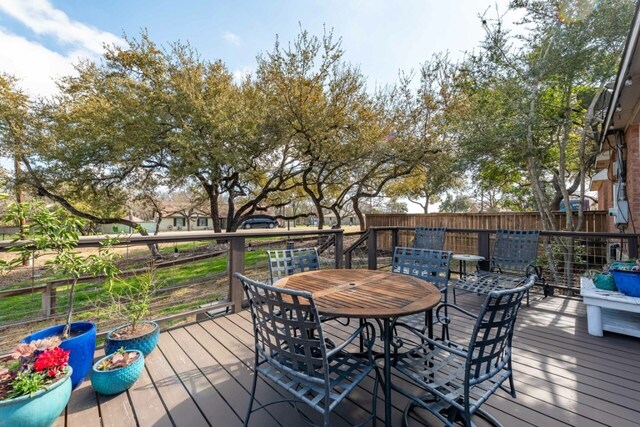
(236, 273), (379, 427)
(391, 247), (452, 339)
(453, 229), (541, 306)
(413, 227), (447, 251)
(392, 275), (536, 427)
(391, 247), (452, 304)
(267, 248), (320, 283)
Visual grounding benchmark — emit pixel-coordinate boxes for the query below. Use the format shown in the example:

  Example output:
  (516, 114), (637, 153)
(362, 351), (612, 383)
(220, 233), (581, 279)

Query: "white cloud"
(0, 0), (125, 55)
(0, 29), (76, 96)
(0, 0), (126, 97)
(223, 31), (241, 46)
(232, 66), (252, 83)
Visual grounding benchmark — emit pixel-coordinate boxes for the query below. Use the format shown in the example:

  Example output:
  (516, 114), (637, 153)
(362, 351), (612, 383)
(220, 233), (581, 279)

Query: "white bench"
(580, 277), (640, 338)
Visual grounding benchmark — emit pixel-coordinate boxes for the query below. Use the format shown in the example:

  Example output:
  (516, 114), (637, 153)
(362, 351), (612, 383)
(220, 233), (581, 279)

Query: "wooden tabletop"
(273, 269), (441, 319)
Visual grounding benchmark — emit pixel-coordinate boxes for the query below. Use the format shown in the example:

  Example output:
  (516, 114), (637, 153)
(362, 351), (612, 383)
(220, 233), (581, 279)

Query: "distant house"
(96, 215), (155, 234)
(158, 210), (217, 231)
(594, 4), (640, 233)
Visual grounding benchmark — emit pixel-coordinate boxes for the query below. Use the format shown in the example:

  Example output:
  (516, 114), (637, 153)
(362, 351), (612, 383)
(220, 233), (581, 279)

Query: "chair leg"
(244, 364), (259, 427)
(452, 287), (457, 305)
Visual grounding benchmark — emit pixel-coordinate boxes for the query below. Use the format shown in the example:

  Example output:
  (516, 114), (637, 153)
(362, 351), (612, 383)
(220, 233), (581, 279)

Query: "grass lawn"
(0, 250), (269, 325)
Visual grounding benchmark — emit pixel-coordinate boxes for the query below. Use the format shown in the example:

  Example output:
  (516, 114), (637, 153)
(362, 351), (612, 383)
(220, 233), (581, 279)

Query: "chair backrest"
(413, 227), (446, 251)
(465, 275), (536, 385)
(391, 247), (452, 291)
(491, 229), (540, 274)
(267, 248), (320, 283)
(235, 273), (330, 380)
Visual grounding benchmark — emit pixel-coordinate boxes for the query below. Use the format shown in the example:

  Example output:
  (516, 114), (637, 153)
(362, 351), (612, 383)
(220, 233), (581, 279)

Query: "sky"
(0, 0), (515, 212)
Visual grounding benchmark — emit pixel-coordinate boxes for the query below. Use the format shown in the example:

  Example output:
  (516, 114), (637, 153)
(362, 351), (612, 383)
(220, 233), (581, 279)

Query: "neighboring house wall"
(596, 124), (640, 234)
(158, 216), (214, 231)
(625, 124), (640, 232)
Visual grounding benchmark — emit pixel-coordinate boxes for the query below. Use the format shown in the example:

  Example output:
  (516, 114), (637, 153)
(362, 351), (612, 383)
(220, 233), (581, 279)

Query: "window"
(197, 217), (208, 227)
(173, 217), (186, 227)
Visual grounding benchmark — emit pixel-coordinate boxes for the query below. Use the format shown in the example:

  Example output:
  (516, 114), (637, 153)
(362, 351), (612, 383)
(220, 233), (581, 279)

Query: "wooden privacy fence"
(367, 211), (609, 232)
(366, 211), (610, 257)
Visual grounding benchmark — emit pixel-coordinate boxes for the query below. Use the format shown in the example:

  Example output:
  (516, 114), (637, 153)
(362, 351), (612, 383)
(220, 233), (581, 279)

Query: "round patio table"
(273, 269), (441, 427)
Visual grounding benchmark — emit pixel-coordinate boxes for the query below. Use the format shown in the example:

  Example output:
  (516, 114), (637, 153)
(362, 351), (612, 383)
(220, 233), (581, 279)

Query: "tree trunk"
(14, 156), (28, 266)
(353, 198), (366, 231)
(209, 190), (222, 233)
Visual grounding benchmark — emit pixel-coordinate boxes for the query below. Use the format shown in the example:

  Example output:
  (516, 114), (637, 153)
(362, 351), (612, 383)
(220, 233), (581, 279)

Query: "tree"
(457, 0), (634, 231)
(385, 55), (466, 214)
(439, 192), (476, 213)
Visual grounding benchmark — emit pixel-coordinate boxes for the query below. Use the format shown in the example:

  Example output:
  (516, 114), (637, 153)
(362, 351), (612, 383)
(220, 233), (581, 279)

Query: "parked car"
(240, 217), (278, 229)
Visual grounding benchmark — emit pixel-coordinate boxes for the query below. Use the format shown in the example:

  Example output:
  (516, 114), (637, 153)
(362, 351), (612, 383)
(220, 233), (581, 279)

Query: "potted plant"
(90, 348), (144, 395)
(1, 198), (120, 389)
(609, 259), (640, 297)
(104, 265), (159, 356)
(0, 337), (72, 427)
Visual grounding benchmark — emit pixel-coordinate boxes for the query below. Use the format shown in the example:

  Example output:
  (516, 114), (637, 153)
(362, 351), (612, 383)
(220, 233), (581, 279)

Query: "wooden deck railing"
(1, 225), (639, 353)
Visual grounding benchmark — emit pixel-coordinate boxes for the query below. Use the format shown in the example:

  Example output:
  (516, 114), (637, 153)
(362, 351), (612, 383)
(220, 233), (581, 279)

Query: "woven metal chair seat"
(258, 348), (374, 412)
(455, 271), (527, 295)
(394, 342), (512, 415)
(453, 230), (541, 306)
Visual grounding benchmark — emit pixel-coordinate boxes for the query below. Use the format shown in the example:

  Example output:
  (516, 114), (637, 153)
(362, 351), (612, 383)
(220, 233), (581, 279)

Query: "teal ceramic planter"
(0, 367), (72, 427)
(91, 350), (144, 395)
(104, 321), (159, 356)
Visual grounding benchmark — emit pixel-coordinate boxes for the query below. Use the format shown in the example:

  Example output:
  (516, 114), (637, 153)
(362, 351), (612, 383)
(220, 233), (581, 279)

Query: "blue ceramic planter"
(91, 350), (144, 395)
(611, 269), (640, 297)
(0, 367), (72, 427)
(105, 321), (159, 356)
(23, 322), (97, 389)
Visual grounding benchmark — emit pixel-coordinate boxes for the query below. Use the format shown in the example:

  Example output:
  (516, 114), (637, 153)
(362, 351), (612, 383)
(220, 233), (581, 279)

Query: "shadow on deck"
(56, 291), (640, 426)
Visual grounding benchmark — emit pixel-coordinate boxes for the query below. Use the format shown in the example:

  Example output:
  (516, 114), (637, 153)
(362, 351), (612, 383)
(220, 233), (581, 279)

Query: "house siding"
(597, 124), (640, 233)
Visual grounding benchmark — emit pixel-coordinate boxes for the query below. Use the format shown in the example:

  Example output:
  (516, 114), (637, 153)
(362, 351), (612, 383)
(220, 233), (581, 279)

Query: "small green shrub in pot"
(1, 197), (121, 388)
(105, 264), (159, 356)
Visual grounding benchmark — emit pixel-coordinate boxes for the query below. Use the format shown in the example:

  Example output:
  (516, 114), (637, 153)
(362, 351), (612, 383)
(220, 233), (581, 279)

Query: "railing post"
(391, 228), (399, 253)
(478, 230), (491, 271)
(334, 231), (344, 269)
(42, 283), (55, 318)
(628, 235), (639, 260)
(368, 228), (378, 270)
(229, 236), (245, 313)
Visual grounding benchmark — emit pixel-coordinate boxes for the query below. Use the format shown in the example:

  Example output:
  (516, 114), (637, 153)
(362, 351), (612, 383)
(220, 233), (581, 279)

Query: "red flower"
(34, 347), (69, 376)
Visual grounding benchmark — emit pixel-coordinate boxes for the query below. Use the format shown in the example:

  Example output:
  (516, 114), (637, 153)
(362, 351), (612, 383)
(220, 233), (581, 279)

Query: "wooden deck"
(55, 291), (640, 426)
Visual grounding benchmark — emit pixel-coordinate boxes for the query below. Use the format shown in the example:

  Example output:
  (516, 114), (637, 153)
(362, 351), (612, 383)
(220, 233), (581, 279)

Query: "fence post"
(628, 235), (639, 260)
(334, 231), (344, 269)
(391, 228), (399, 253)
(478, 230), (491, 271)
(368, 228), (378, 270)
(42, 283), (56, 318)
(229, 236), (245, 313)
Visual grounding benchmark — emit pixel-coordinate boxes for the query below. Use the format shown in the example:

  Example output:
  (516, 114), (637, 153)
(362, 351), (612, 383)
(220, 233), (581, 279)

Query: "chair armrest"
(326, 321), (376, 359)
(393, 323), (467, 358)
(435, 303), (478, 325)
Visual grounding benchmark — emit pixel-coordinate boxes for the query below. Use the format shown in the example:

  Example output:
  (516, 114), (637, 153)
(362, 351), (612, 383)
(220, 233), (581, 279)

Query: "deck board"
(65, 291), (640, 426)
